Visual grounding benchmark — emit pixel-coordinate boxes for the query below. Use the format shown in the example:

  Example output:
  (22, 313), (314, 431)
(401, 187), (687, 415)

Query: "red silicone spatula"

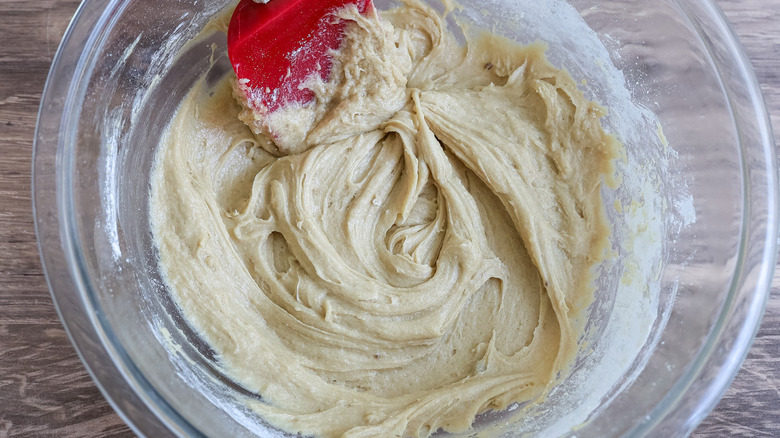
(227, 0), (373, 114)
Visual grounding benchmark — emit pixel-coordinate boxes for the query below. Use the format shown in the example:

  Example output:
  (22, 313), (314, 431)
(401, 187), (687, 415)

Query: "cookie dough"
(150, 1), (619, 437)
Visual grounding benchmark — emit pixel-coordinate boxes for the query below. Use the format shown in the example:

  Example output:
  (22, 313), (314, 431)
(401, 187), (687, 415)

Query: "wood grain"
(0, 0), (777, 437)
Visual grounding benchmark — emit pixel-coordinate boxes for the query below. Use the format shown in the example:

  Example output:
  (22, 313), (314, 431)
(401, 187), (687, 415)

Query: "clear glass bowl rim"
(32, 0), (778, 436)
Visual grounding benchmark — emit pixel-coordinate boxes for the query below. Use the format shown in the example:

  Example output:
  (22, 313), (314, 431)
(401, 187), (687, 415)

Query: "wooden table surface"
(1, 1), (778, 437)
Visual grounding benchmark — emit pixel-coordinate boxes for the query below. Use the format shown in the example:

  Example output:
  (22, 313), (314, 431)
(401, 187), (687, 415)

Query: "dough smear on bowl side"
(150, 1), (621, 437)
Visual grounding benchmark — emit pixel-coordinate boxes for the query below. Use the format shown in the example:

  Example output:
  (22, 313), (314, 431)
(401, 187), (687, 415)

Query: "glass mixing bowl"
(33, 0), (777, 436)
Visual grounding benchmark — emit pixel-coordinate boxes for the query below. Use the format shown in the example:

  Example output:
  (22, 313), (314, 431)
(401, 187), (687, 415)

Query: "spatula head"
(227, 0), (372, 114)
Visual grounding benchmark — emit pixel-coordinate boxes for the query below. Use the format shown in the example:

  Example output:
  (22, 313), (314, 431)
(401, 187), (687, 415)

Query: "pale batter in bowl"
(150, 1), (620, 436)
